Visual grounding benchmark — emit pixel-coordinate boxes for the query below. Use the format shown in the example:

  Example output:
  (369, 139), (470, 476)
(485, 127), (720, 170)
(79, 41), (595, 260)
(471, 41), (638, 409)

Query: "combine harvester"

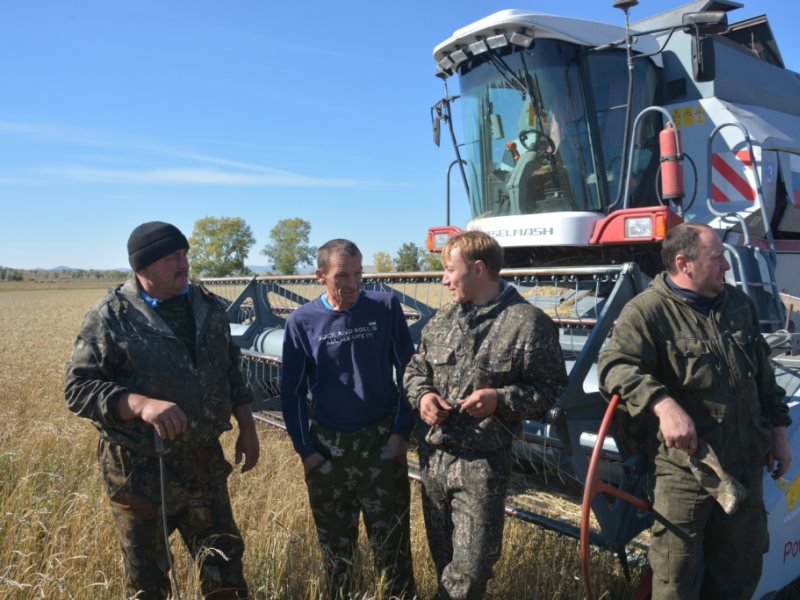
(205, 0), (800, 596)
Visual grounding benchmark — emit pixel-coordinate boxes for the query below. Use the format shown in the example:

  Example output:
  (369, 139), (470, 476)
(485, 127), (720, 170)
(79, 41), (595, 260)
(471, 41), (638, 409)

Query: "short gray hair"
(317, 239), (362, 271)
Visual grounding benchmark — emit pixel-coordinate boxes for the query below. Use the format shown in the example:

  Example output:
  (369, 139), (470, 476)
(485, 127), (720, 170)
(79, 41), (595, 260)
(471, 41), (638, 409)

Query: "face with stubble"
(136, 249), (190, 300)
(317, 252), (362, 310)
(682, 229), (730, 298)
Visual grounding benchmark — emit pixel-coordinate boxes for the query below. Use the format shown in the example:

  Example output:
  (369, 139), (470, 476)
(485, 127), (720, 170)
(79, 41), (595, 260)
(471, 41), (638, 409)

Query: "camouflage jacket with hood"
(598, 272), (790, 472)
(64, 277), (253, 456)
(404, 282), (567, 453)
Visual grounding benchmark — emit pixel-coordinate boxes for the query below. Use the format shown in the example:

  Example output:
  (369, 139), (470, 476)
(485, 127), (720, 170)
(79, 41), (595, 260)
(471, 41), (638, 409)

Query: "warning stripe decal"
(710, 182), (731, 202)
(711, 152), (756, 202)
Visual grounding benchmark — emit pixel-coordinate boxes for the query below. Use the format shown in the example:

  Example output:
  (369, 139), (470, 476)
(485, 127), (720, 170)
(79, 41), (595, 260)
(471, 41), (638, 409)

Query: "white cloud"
(2, 120), (365, 188)
(0, 175), (38, 185)
(50, 165), (359, 187)
(0, 120), (108, 146)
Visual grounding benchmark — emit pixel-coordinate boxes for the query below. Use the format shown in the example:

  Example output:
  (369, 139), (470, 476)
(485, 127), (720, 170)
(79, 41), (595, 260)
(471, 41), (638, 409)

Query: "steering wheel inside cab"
(518, 128), (556, 154)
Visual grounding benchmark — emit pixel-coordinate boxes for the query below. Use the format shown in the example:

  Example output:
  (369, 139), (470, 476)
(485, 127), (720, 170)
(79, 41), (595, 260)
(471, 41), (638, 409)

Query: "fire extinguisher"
(659, 124), (684, 201)
(505, 141), (520, 162)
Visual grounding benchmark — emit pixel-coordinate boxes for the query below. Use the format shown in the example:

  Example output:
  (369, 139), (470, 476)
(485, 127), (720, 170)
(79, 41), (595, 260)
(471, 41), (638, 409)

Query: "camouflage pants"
(305, 420), (415, 599)
(418, 445), (511, 600)
(99, 439), (248, 600)
(649, 462), (766, 600)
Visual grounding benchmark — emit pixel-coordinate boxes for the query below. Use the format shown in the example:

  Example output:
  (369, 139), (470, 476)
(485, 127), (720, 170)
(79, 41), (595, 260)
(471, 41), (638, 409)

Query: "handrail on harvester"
(580, 393), (651, 600)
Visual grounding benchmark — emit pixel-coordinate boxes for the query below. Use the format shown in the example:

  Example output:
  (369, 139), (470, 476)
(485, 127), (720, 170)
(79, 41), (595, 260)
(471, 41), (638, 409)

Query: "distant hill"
(245, 265), (272, 274)
(44, 265), (131, 273)
(245, 265), (319, 275)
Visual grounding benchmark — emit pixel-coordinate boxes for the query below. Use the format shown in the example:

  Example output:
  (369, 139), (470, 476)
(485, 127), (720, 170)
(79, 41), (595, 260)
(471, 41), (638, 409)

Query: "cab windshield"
(457, 39), (659, 218)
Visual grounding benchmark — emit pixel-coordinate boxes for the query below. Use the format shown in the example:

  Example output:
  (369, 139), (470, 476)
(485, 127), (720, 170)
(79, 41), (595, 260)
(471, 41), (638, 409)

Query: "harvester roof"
(432, 9), (659, 79)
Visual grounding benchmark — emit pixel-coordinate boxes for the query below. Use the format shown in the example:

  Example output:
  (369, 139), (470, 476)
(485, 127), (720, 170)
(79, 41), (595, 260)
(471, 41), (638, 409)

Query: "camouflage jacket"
(404, 283), (567, 453)
(598, 272), (790, 471)
(64, 277), (253, 456)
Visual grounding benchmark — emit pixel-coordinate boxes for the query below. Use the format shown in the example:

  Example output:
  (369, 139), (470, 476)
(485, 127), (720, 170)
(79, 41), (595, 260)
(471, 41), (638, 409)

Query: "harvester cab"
(428, 0), (800, 299)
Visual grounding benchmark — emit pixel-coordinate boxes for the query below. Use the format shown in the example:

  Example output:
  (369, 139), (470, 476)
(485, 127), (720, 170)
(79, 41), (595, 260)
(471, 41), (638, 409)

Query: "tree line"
(0, 217), (444, 282)
(188, 216), (443, 277)
(0, 266), (130, 282)
(0, 266), (24, 281)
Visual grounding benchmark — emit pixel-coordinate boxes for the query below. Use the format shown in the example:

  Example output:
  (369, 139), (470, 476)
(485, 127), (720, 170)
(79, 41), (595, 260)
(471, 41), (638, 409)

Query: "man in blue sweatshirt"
(281, 238), (416, 598)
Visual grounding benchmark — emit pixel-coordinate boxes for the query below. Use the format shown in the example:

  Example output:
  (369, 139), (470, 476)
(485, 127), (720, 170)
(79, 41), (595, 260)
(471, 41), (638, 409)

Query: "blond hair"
(442, 231), (503, 278)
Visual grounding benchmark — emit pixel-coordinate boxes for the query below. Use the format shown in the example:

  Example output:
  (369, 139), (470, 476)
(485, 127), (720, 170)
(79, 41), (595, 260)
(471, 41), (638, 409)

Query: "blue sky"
(1, 0), (797, 270)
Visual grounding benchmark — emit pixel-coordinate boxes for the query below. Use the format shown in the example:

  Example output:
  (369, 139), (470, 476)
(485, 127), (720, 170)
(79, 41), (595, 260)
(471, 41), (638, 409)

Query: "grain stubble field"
(0, 281), (637, 599)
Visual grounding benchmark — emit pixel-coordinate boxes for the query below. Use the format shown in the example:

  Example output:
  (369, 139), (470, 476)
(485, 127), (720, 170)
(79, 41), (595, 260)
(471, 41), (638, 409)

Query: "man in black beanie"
(65, 221), (259, 599)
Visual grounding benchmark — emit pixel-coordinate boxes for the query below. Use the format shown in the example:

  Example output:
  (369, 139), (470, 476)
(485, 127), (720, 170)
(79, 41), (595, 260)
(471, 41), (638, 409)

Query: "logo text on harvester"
(486, 228), (554, 238)
(785, 538), (800, 563)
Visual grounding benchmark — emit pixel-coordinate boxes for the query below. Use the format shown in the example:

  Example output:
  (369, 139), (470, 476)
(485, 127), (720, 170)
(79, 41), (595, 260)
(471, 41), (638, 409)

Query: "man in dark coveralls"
(404, 230), (567, 599)
(598, 222), (791, 599)
(65, 221), (259, 599)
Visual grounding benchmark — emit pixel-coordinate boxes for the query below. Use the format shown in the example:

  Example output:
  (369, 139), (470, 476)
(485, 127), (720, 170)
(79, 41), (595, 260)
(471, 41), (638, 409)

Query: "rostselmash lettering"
(486, 228), (554, 238)
(785, 538), (800, 563)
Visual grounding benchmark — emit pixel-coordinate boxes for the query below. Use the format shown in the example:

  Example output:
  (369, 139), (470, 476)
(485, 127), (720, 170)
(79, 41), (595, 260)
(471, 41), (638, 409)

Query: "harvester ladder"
(706, 123), (784, 331)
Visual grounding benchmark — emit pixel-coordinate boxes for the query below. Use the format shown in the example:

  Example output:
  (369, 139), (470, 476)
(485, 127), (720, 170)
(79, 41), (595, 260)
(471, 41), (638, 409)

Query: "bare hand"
(419, 392), (453, 426)
(387, 434), (408, 466)
(651, 396), (697, 454)
(235, 424), (260, 473)
(459, 388), (498, 420)
(767, 426), (792, 479)
(303, 452), (325, 475)
(233, 405), (259, 472)
(123, 393), (188, 441)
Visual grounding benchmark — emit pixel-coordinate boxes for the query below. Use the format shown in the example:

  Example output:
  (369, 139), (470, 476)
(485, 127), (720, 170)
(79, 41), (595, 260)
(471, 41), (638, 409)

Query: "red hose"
(580, 393), (651, 600)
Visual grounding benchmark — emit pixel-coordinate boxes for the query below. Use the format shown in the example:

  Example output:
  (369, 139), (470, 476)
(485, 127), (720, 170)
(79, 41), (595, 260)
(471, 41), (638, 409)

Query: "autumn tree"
(262, 217), (316, 275)
(422, 252), (444, 271)
(189, 216), (255, 277)
(373, 251), (394, 273)
(394, 242), (422, 272)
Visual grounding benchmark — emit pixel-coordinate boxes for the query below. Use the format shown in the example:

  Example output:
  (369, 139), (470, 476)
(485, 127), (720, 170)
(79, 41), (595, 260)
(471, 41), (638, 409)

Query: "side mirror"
(431, 105), (442, 147)
(691, 35), (716, 82)
(683, 11), (726, 83)
(490, 114), (505, 140)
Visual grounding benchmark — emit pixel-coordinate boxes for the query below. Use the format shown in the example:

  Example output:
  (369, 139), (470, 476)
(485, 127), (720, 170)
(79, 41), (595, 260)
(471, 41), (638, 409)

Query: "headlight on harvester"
(624, 217), (653, 239)
(431, 232), (451, 250)
(426, 225), (462, 252)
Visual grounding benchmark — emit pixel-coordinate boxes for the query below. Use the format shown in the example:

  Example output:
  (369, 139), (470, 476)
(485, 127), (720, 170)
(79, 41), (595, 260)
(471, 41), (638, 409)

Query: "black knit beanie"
(127, 221), (190, 271)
